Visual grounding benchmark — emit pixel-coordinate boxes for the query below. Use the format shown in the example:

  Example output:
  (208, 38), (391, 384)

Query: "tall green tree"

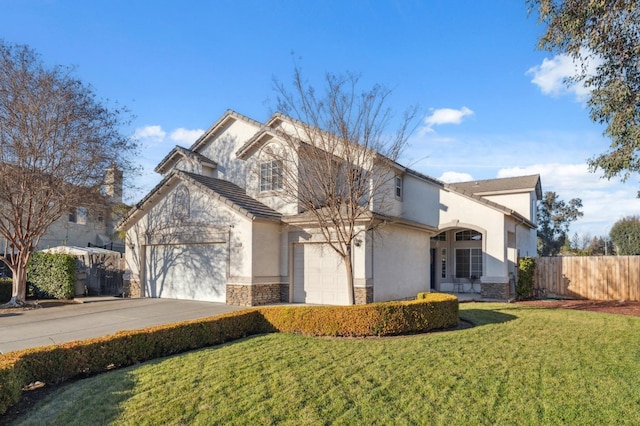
(527, 1), (640, 188)
(609, 216), (640, 255)
(537, 191), (584, 256)
(0, 41), (137, 307)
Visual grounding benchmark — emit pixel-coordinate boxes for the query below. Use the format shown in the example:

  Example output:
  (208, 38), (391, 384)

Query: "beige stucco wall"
(483, 192), (536, 222)
(198, 118), (260, 189)
(251, 220), (281, 280)
(441, 191), (506, 281)
(371, 224), (430, 302)
(124, 178), (254, 287)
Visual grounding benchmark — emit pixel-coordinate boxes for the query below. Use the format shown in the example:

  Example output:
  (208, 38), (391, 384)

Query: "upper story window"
(68, 207), (87, 225)
(455, 230), (482, 241)
(395, 175), (403, 200)
(260, 160), (283, 192)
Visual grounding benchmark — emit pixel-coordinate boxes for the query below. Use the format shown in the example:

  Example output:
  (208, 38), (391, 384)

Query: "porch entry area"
(430, 228), (483, 294)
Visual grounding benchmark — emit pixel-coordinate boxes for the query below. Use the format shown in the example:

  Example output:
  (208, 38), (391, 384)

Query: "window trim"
(455, 247), (483, 279)
(260, 160), (283, 192)
(68, 207), (77, 223)
(68, 207), (87, 225)
(395, 175), (403, 200)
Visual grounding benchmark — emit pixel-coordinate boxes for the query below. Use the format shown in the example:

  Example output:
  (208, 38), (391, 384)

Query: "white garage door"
(145, 243), (227, 303)
(292, 243), (349, 305)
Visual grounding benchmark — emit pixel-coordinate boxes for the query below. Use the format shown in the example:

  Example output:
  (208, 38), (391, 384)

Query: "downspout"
(227, 225), (233, 281)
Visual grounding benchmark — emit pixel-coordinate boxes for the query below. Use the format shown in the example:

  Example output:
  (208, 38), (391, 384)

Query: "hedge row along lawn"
(11, 303), (640, 425)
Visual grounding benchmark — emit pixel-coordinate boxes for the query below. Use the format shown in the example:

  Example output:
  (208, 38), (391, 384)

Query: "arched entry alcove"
(430, 227), (485, 293)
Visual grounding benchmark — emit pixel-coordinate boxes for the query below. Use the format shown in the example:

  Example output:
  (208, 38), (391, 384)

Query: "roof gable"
(155, 146), (218, 175)
(190, 109), (262, 153)
(117, 170), (281, 231)
(449, 175), (542, 200)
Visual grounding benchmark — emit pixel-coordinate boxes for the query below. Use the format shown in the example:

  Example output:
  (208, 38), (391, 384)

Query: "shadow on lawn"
(459, 309), (518, 327)
(2, 368), (137, 425)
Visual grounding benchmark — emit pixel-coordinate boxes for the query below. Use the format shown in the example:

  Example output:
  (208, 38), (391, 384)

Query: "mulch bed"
(517, 299), (640, 317)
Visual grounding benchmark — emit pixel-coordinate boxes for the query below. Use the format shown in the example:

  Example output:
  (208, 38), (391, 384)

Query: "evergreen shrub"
(27, 252), (76, 300)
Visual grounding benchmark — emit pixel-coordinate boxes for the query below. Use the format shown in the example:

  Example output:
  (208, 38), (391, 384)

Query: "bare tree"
(270, 68), (416, 304)
(0, 41), (137, 307)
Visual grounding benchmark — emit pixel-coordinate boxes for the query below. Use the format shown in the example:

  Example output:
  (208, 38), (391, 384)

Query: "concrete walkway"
(0, 297), (244, 354)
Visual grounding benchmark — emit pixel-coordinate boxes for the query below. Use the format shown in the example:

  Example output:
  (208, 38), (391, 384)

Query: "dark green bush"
(516, 257), (536, 300)
(27, 252), (76, 299)
(0, 294), (458, 414)
(0, 278), (11, 303)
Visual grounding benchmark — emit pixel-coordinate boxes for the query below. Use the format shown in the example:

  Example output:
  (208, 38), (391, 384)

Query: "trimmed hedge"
(27, 252), (76, 300)
(0, 293), (458, 414)
(262, 293), (458, 337)
(0, 278), (11, 303)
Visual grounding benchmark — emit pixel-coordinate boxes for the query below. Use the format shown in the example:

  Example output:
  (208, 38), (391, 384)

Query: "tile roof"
(181, 172), (282, 220)
(448, 175), (542, 198)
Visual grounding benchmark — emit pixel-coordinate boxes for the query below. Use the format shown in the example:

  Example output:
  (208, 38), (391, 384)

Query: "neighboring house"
(38, 169), (124, 252)
(118, 110), (541, 306)
(28, 168), (124, 252)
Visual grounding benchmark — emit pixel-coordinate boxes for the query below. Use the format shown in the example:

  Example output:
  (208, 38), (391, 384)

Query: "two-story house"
(0, 167), (125, 265)
(118, 110), (541, 306)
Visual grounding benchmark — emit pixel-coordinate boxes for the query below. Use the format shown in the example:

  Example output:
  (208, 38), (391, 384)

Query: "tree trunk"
(1, 253), (29, 308)
(344, 248), (355, 305)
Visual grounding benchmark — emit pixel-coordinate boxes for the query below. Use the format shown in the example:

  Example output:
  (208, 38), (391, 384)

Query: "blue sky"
(2, 0), (638, 239)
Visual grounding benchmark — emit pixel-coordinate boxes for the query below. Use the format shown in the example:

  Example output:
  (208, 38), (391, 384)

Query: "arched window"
(455, 230), (482, 241)
(173, 185), (190, 220)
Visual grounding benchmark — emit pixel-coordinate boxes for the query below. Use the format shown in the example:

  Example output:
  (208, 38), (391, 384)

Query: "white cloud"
(439, 171), (473, 183)
(527, 50), (600, 101)
(424, 107), (474, 128)
(170, 128), (205, 145)
(134, 125), (166, 144)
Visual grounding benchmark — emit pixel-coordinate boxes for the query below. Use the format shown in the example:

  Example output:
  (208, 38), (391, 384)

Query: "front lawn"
(12, 303), (640, 425)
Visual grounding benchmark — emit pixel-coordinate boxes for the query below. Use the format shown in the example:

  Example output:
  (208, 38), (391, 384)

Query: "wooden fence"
(534, 256), (640, 301)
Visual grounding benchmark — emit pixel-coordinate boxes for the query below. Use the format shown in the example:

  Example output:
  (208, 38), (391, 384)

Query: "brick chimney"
(105, 166), (123, 204)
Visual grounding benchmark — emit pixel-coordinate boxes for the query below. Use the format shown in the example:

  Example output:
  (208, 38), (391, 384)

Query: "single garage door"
(145, 242), (227, 302)
(292, 243), (349, 305)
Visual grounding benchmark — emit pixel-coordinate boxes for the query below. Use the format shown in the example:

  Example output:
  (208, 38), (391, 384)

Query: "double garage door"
(292, 243), (349, 305)
(145, 243), (227, 303)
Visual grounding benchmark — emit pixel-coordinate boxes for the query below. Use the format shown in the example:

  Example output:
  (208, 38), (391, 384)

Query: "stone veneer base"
(354, 287), (374, 304)
(127, 279), (142, 298)
(226, 283), (285, 306)
(481, 282), (510, 300)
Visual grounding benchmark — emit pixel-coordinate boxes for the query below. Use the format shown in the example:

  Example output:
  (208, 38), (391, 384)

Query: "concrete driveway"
(0, 297), (245, 354)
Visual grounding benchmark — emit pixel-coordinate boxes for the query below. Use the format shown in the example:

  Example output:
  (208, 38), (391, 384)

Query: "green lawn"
(13, 303), (640, 425)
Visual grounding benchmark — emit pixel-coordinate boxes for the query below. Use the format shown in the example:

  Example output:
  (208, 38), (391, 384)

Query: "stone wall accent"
(127, 279), (142, 298)
(226, 283), (284, 306)
(280, 283), (289, 303)
(481, 282), (510, 300)
(355, 287), (374, 305)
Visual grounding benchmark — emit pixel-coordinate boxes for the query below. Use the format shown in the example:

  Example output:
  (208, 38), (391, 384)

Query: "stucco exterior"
(118, 109), (542, 305)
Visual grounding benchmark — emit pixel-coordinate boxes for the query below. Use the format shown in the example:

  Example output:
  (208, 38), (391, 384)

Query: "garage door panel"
(145, 243), (227, 303)
(293, 244), (349, 305)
